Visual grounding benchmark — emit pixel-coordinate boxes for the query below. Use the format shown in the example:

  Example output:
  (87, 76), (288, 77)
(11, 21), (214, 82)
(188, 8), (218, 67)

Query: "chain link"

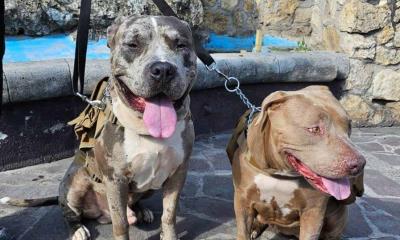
(206, 63), (261, 125)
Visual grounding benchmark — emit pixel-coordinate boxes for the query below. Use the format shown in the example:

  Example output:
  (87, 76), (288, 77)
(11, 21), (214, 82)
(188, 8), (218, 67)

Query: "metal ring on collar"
(225, 77), (240, 93)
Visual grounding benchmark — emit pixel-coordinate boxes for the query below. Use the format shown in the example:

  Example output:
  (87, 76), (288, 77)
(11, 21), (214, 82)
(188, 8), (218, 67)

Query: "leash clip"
(75, 92), (106, 110)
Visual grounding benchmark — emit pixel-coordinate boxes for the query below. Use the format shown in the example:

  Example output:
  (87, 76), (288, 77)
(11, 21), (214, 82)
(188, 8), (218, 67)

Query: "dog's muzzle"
(148, 61), (177, 83)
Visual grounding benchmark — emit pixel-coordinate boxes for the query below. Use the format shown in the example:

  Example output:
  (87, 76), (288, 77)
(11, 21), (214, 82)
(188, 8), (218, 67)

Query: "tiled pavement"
(0, 128), (399, 240)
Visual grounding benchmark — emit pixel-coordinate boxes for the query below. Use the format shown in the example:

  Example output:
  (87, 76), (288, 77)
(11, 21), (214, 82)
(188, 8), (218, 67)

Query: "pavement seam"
(16, 207), (53, 240)
(356, 199), (400, 239)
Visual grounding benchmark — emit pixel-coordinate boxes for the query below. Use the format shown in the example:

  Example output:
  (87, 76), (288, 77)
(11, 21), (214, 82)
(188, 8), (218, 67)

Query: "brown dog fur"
(227, 86), (366, 240)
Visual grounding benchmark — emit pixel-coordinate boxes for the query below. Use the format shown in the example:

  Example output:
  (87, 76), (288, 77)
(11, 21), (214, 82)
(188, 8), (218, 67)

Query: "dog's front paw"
(160, 226), (179, 240)
(160, 231), (179, 240)
(71, 226), (90, 240)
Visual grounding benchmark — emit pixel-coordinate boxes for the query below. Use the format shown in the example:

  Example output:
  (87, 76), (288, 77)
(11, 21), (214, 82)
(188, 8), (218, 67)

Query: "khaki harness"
(68, 77), (118, 183)
(69, 77), (118, 150)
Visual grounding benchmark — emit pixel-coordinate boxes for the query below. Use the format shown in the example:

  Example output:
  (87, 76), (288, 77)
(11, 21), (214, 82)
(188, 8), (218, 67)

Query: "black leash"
(72, 0), (92, 96)
(0, 0), (4, 114)
(72, 0), (216, 99)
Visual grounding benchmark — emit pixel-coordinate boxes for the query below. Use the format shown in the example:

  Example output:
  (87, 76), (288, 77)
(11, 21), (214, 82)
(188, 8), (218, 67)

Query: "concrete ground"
(0, 127), (399, 240)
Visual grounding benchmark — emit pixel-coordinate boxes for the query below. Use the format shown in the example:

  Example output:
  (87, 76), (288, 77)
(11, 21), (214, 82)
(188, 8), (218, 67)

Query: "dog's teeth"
(0, 197), (10, 204)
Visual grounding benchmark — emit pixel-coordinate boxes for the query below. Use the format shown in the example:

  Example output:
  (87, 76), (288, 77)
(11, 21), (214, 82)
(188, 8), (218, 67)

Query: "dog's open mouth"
(115, 77), (178, 139)
(287, 154), (350, 200)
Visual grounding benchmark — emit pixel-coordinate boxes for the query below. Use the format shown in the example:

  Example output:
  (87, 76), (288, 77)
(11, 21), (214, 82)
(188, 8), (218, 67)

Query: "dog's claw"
(72, 226), (91, 240)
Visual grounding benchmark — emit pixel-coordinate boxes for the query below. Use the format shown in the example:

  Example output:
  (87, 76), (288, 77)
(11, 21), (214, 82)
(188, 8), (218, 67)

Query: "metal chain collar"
(206, 63), (261, 125)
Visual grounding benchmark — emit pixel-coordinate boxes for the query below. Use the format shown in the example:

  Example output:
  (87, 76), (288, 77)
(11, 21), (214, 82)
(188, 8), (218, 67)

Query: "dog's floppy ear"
(247, 91), (292, 169)
(107, 16), (128, 49)
(254, 91), (291, 129)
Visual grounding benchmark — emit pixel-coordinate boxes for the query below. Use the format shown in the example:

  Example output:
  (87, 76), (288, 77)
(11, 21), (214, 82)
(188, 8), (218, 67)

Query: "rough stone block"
(340, 0), (390, 33)
(340, 33), (376, 60)
(221, 0), (238, 11)
(376, 46), (400, 65)
(340, 94), (372, 123)
(377, 25), (395, 45)
(370, 69), (400, 101)
(344, 59), (373, 94)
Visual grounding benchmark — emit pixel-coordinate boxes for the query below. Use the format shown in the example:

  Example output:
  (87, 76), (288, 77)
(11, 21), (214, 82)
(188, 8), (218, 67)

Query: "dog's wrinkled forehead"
(109, 16), (193, 51)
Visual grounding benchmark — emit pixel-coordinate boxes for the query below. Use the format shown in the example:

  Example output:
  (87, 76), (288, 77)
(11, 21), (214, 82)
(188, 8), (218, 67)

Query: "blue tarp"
(204, 33), (297, 52)
(4, 33), (297, 63)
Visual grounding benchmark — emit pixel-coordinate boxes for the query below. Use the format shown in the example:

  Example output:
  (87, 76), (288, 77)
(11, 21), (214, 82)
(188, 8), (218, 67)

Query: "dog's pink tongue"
(321, 177), (351, 200)
(143, 96), (177, 139)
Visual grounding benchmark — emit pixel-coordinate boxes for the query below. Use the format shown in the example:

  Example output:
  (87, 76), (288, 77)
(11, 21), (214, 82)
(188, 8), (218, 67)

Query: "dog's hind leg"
(59, 162), (93, 240)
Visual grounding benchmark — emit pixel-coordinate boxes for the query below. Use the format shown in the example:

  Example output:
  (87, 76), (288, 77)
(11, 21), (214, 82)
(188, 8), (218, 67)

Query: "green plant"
(296, 39), (311, 52)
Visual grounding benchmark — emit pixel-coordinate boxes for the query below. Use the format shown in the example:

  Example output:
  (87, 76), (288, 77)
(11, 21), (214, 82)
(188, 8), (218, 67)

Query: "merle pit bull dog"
(227, 86), (366, 240)
(63, 15), (197, 240)
(2, 16), (197, 240)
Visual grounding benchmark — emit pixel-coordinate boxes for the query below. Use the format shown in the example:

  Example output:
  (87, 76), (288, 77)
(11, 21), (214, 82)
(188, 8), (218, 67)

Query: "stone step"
(2, 52), (349, 104)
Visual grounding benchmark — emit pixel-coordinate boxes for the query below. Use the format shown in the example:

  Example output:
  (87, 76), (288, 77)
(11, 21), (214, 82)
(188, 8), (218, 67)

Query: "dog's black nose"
(150, 62), (177, 82)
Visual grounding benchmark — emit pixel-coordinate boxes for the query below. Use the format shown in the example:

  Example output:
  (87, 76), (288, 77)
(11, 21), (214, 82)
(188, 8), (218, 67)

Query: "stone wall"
(4, 0), (258, 38)
(261, 0), (400, 127)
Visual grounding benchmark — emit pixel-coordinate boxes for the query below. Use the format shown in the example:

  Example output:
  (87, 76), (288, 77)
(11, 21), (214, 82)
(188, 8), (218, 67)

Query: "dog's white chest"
(123, 121), (186, 191)
(254, 174), (300, 216)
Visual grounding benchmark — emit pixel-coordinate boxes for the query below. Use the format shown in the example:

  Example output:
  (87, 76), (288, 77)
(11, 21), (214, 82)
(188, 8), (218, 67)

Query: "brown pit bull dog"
(226, 86), (366, 240)
(2, 16), (197, 240)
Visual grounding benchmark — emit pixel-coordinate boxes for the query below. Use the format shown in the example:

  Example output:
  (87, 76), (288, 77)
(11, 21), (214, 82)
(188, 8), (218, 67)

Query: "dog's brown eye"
(308, 126), (322, 135)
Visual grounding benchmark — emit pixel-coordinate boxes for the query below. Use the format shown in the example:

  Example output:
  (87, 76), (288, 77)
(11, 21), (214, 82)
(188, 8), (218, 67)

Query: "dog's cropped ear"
(180, 20), (193, 33)
(107, 16), (128, 49)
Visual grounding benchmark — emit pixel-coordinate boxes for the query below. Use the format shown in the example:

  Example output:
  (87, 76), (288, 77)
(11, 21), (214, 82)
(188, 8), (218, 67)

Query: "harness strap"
(74, 150), (103, 183)
(0, 0), (5, 114)
(72, 0), (92, 95)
